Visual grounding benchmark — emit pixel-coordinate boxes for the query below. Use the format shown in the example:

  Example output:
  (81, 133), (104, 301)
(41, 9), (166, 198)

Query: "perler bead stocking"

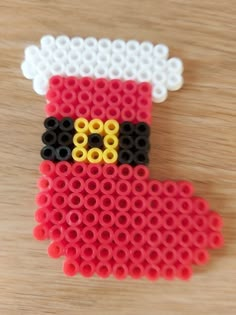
(21, 35), (224, 280)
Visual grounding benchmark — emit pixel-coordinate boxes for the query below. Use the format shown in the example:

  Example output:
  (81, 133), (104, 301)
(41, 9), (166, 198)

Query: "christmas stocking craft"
(21, 35), (224, 280)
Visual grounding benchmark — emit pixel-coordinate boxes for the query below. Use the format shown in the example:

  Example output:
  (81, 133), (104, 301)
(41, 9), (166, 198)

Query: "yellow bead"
(74, 118), (89, 134)
(103, 134), (119, 150)
(73, 133), (88, 147)
(87, 148), (103, 164)
(72, 147), (87, 162)
(103, 148), (118, 164)
(88, 119), (104, 135)
(104, 119), (119, 135)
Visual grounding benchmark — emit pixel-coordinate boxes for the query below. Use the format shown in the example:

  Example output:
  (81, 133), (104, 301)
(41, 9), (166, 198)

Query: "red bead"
(34, 76), (224, 280)
(44, 76), (153, 123)
(34, 162), (224, 280)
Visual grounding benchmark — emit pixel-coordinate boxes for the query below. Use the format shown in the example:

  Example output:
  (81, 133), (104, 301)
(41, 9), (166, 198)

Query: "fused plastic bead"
(57, 132), (72, 146)
(87, 148), (103, 164)
(119, 136), (134, 150)
(167, 57), (184, 74)
(66, 116), (121, 164)
(74, 118), (89, 134)
(41, 145), (56, 161)
(34, 145), (226, 277)
(152, 84), (168, 103)
(55, 161), (71, 177)
(88, 119), (104, 135)
(24, 35), (224, 282)
(22, 35), (185, 102)
(167, 73), (184, 91)
(88, 133), (103, 149)
(133, 151), (149, 165)
(72, 147), (87, 162)
(55, 146), (71, 161)
(104, 119), (119, 135)
(33, 162), (224, 280)
(41, 117), (75, 162)
(44, 76), (152, 125)
(91, 106), (106, 120)
(42, 131), (57, 146)
(60, 117), (74, 132)
(118, 150), (134, 165)
(103, 135), (119, 150)
(103, 149), (118, 164)
(73, 133), (88, 147)
(44, 116), (59, 131)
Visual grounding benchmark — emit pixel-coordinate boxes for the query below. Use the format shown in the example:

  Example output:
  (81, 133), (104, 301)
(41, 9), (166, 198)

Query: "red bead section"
(45, 76), (152, 125)
(34, 161), (224, 280)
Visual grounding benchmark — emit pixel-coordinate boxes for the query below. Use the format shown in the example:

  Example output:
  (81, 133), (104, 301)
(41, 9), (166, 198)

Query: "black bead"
(55, 146), (72, 161)
(133, 150), (149, 165)
(118, 149), (134, 165)
(40, 145), (56, 161)
(134, 136), (150, 151)
(135, 122), (150, 136)
(41, 130), (57, 146)
(59, 117), (74, 132)
(119, 121), (135, 136)
(119, 135), (134, 150)
(88, 133), (103, 148)
(58, 132), (73, 146)
(44, 117), (59, 131)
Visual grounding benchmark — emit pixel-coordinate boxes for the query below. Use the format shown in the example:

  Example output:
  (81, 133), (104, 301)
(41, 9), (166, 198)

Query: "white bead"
(53, 49), (68, 65)
(65, 63), (80, 76)
(36, 61), (51, 75)
(139, 55), (153, 69)
(28, 55), (43, 69)
(153, 44), (169, 59)
(39, 49), (52, 61)
(55, 35), (70, 51)
(68, 50), (81, 64)
(50, 62), (65, 76)
(41, 45), (56, 56)
(167, 73), (183, 91)
(126, 40), (140, 55)
(82, 50), (97, 66)
(33, 75), (49, 95)
(70, 37), (84, 51)
(125, 55), (139, 68)
(111, 53), (125, 68)
(153, 59), (167, 72)
(84, 37), (98, 51)
(152, 72), (167, 86)
(21, 35), (185, 102)
(53, 48), (67, 61)
(96, 52), (111, 66)
(137, 67), (152, 82)
(139, 41), (153, 55)
(94, 64), (109, 78)
(108, 65), (123, 79)
(79, 63), (94, 77)
(167, 57), (183, 74)
(24, 45), (40, 61)
(152, 84), (168, 103)
(122, 66), (137, 80)
(98, 38), (112, 52)
(40, 35), (55, 49)
(112, 39), (126, 54)
(21, 60), (37, 79)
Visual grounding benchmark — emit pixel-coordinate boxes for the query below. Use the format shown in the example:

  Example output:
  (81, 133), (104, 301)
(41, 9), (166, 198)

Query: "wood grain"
(0, 1), (236, 314)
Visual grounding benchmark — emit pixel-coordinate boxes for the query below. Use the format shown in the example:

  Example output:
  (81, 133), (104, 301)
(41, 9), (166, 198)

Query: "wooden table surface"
(0, 1), (236, 314)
